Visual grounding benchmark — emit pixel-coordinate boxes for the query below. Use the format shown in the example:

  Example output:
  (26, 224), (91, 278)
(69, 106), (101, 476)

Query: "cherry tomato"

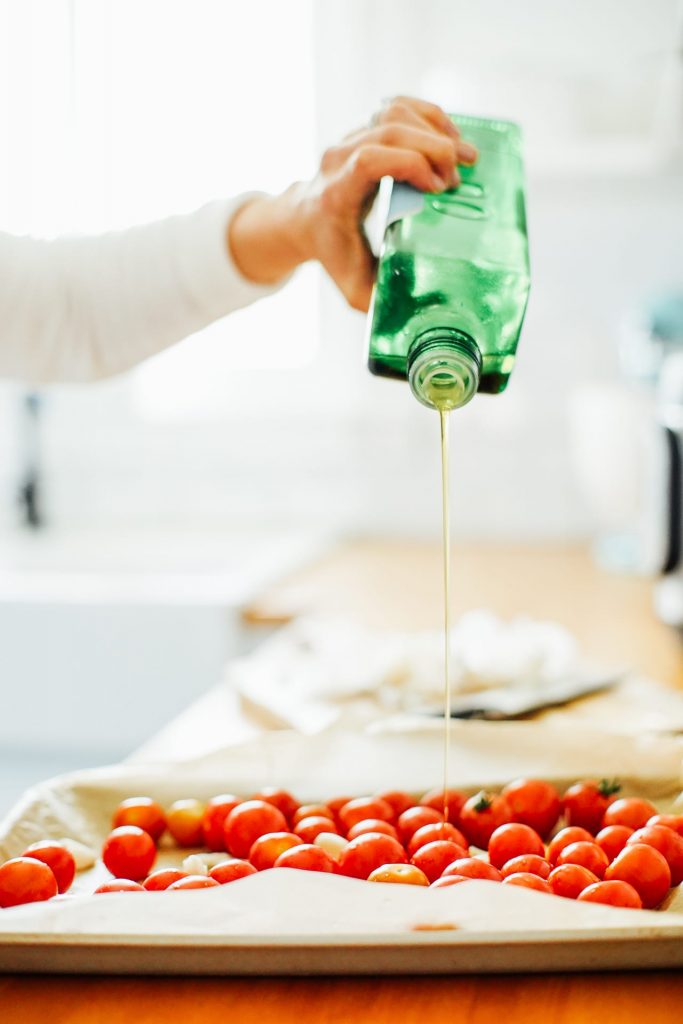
(326, 795), (354, 823)
(338, 833), (408, 880)
(209, 859), (258, 884)
(346, 819), (399, 842)
(273, 844), (336, 873)
(249, 832), (302, 871)
(419, 787), (467, 826)
(430, 874), (471, 888)
(411, 840), (468, 883)
(168, 874), (220, 890)
(295, 815), (341, 843)
(407, 821), (468, 855)
(376, 790), (415, 819)
(647, 814), (683, 839)
(488, 823), (545, 870)
(0, 857), (58, 907)
(595, 825), (633, 862)
(502, 872), (552, 894)
(21, 841), (76, 894)
(338, 797), (394, 832)
(501, 778), (561, 838)
(604, 843), (671, 908)
(397, 806), (444, 843)
(94, 879), (145, 894)
(142, 868), (189, 891)
(112, 797), (166, 841)
(166, 799), (206, 847)
(313, 832), (348, 862)
(556, 841), (609, 879)
(547, 826), (595, 865)
(291, 804), (335, 827)
(442, 858), (502, 882)
(459, 792), (512, 849)
(368, 864), (429, 886)
(201, 794), (241, 851)
(627, 825), (683, 885)
(548, 864), (600, 899)
(224, 800), (288, 859)
(102, 826), (156, 881)
(561, 779), (621, 834)
(500, 855), (550, 880)
(577, 880), (642, 909)
(602, 797), (658, 832)
(252, 788), (299, 822)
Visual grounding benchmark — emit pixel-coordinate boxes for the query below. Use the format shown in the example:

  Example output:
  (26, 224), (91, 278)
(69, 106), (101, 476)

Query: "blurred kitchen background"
(0, 0), (681, 808)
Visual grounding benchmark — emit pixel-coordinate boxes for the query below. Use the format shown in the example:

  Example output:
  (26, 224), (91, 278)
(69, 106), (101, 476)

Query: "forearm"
(0, 197), (283, 384)
(227, 184), (313, 285)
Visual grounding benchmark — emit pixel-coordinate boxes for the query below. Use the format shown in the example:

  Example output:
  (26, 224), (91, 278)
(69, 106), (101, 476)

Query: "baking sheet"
(1, 723), (682, 974)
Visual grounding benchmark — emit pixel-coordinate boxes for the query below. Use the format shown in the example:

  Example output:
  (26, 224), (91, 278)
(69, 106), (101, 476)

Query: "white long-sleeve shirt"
(0, 197), (280, 384)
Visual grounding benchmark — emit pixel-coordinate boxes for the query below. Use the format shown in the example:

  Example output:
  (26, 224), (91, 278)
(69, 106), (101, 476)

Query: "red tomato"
(252, 788), (299, 822)
(346, 819), (399, 842)
(548, 864), (600, 899)
(0, 857), (58, 907)
(142, 869), (189, 891)
(397, 806), (444, 843)
(487, 823), (545, 870)
(338, 833), (408, 880)
(502, 872), (552, 894)
(501, 778), (561, 838)
(547, 826), (595, 865)
(295, 816), (341, 843)
(577, 880), (642, 909)
(647, 814), (683, 839)
(604, 843), (671, 908)
(209, 859), (258, 884)
(627, 825), (683, 885)
(291, 804), (335, 827)
(411, 840), (469, 883)
(556, 841), (609, 879)
(338, 797), (394, 832)
(201, 794), (241, 851)
(326, 795), (354, 822)
(376, 790), (415, 819)
(112, 797), (166, 841)
(407, 821), (468, 855)
(602, 797), (658, 832)
(595, 825), (633, 862)
(249, 832), (302, 871)
(94, 879), (145, 894)
(430, 874), (471, 888)
(459, 792), (512, 849)
(168, 875), (220, 890)
(500, 855), (550, 880)
(224, 800), (288, 859)
(166, 799), (206, 847)
(368, 864), (429, 886)
(273, 844), (336, 873)
(419, 787), (467, 826)
(21, 841), (76, 894)
(102, 826), (156, 881)
(442, 858), (502, 882)
(561, 779), (621, 834)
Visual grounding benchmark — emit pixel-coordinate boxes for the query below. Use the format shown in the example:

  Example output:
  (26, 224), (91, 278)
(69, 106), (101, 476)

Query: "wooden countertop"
(2, 541), (682, 1020)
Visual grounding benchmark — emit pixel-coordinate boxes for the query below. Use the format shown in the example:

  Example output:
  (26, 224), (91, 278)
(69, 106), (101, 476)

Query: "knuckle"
(377, 123), (403, 146)
(320, 145), (340, 172)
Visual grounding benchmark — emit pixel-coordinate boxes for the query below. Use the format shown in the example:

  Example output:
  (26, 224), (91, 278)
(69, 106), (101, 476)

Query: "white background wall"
(0, 0), (681, 544)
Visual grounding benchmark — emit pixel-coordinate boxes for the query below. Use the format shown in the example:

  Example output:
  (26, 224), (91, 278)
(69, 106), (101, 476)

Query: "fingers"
(325, 145), (447, 213)
(375, 96), (477, 166)
(333, 124), (460, 189)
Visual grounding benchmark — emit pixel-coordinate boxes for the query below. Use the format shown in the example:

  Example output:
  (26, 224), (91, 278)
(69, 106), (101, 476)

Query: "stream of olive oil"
(439, 409), (451, 825)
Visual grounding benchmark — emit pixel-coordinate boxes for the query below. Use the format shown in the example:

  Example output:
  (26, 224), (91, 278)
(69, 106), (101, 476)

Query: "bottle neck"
(407, 329), (482, 411)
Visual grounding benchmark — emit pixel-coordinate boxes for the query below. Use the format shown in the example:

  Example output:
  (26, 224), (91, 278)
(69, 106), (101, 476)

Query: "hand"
(228, 97), (477, 312)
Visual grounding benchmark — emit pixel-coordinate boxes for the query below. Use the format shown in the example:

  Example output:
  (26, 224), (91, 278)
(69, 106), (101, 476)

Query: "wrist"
(227, 185), (315, 285)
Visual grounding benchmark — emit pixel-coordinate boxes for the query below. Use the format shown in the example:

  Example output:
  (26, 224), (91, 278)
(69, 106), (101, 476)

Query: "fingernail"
(459, 143), (478, 164)
(432, 175), (447, 191)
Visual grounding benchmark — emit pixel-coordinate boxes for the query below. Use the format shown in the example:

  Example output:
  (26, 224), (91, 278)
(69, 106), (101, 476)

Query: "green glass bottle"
(366, 115), (530, 411)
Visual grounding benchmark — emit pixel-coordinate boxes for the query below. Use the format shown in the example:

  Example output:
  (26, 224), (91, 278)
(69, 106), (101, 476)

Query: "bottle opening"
(408, 330), (481, 411)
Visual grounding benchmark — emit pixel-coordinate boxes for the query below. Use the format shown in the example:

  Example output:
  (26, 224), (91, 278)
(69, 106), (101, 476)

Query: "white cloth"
(0, 196), (281, 383)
